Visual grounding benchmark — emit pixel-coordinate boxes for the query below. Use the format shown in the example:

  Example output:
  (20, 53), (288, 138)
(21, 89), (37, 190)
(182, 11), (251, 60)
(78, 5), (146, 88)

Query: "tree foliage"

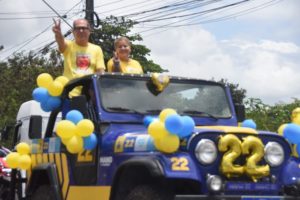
(245, 98), (300, 132)
(0, 52), (62, 147)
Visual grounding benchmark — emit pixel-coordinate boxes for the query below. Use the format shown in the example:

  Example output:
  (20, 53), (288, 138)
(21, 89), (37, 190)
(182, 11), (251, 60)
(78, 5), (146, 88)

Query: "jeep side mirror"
(234, 104), (245, 122)
(29, 115), (42, 139)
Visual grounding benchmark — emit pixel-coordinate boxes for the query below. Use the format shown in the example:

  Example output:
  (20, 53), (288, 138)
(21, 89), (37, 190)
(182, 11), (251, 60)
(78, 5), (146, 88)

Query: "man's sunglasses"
(73, 26), (90, 31)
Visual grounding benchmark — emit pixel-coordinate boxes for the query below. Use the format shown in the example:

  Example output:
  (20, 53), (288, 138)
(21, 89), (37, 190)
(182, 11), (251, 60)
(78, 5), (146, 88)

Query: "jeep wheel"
(125, 184), (174, 200)
(31, 185), (56, 200)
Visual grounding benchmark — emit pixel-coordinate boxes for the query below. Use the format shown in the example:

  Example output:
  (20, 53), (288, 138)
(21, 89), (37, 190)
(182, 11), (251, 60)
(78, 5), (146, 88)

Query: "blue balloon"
(178, 116), (195, 138)
(83, 133), (98, 150)
(143, 116), (156, 127)
(47, 96), (61, 110)
(241, 119), (257, 129)
(32, 87), (49, 103)
(165, 114), (183, 134)
(40, 101), (52, 112)
(66, 110), (84, 124)
(283, 123), (300, 144)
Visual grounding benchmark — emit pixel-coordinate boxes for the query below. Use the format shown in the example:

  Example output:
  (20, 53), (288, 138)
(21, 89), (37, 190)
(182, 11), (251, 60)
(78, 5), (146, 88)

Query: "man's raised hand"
(52, 18), (61, 35)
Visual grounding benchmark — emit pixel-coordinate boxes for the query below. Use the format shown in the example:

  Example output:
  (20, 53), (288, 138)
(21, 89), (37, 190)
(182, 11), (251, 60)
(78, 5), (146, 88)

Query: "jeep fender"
(116, 157), (164, 178)
(158, 153), (202, 182)
(282, 157), (300, 185)
(114, 154), (201, 183)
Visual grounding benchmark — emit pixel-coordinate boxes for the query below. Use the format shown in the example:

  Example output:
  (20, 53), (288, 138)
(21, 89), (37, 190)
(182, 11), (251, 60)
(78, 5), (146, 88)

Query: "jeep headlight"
(264, 142), (284, 167)
(195, 139), (217, 165)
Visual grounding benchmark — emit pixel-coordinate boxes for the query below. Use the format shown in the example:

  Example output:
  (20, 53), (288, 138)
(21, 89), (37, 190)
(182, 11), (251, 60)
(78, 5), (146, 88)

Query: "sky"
(0, 0), (299, 105)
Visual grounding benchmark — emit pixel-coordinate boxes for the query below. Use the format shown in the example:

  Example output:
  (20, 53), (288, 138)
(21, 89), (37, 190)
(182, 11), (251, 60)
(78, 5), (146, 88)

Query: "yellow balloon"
(66, 136), (84, 154)
(277, 124), (287, 136)
(55, 76), (69, 87)
(76, 119), (94, 137)
(16, 142), (31, 155)
(159, 108), (177, 122)
(61, 137), (70, 145)
(292, 116), (300, 125)
(6, 152), (20, 169)
(153, 138), (163, 151)
(56, 120), (76, 139)
(148, 120), (169, 140)
(159, 134), (180, 153)
(292, 108), (300, 125)
(48, 81), (63, 96)
(37, 73), (53, 89)
(18, 154), (32, 170)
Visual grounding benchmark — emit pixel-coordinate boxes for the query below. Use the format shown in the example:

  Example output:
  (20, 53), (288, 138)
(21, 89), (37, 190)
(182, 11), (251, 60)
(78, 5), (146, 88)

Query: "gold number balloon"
(218, 134), (244, 178)
(218, 134), (270, 181)
(242, 136), (270, 182)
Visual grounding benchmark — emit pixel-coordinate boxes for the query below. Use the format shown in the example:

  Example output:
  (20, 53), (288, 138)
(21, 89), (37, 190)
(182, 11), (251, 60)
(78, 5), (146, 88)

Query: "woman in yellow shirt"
(107, 37), (143, 74)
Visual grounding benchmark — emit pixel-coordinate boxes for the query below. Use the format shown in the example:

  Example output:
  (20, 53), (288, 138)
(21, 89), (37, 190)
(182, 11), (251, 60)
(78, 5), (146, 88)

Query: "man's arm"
(95, 47), (106, 74)
(52, 18), (67, 53)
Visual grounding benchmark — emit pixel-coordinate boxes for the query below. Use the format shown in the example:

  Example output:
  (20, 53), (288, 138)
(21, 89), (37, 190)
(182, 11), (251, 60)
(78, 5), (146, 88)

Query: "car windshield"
(98, 76), (232, 118)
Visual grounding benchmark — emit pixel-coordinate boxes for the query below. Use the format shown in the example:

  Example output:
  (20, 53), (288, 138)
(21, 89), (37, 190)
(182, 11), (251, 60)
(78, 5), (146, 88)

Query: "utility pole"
(85, 0), (94, 27)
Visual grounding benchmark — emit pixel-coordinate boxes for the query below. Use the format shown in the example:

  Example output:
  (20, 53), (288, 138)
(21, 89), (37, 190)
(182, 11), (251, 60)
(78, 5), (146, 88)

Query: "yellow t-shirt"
(63, 40), (105, 80)
(107, 58), (143, 74)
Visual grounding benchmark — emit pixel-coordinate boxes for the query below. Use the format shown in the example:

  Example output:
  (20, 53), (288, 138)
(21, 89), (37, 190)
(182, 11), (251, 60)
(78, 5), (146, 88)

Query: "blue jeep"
(14, 73), (300, 200)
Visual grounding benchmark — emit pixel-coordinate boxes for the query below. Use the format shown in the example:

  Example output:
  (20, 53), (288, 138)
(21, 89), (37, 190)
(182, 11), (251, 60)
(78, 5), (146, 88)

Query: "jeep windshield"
(98, 76), (232, 118)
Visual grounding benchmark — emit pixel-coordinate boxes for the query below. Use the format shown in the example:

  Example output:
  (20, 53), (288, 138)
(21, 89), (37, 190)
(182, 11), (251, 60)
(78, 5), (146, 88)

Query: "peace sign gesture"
(52, 18), (66, 52)
(52, 18), (61, 35)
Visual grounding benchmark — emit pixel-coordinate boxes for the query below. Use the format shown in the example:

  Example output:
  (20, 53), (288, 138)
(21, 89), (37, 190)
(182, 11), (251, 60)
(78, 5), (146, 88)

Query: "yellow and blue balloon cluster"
(278, 108), (300, 156)
(56, 110), (97, 154)
(32, 73), (69, 112)
(145, 108), (195, 154)
(6, 142), (31, 170)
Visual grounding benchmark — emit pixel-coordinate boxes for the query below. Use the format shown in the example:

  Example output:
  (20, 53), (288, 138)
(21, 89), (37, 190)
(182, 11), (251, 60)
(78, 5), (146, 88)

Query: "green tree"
(0, 52), (62, 147)
(245, 98), (300, 132)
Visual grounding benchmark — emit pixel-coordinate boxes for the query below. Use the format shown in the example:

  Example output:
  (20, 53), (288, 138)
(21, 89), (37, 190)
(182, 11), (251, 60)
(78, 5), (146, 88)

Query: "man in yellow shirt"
(107, 37), (143, 74)
(52, 18), (105, 80)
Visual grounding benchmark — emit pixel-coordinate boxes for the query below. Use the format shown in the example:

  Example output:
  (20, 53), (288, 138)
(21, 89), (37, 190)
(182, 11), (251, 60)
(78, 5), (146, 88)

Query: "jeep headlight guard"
(264, 141), (284, 167)
(194, 139), (217, 165)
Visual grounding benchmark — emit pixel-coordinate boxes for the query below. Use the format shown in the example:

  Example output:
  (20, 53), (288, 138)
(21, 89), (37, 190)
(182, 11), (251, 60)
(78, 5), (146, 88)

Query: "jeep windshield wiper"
(182, 110), (218, 120)
(145, 109), (162, 114)
(106, 107), (143, 115)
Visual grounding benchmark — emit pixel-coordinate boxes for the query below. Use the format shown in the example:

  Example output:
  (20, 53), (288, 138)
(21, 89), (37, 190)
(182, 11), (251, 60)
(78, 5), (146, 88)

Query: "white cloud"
(143, 27), (300, 105)
(259, 40), (300, 54)
(225, 40), (300, 54)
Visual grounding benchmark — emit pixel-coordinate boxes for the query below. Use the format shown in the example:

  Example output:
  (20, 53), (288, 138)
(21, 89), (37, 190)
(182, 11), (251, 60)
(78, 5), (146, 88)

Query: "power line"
(0, 0), (83, 61)
(0, 15), (62, 20)
(41, 0), (72, 28)
(133, 0), (252, 35)
(136, 0), (282, 37)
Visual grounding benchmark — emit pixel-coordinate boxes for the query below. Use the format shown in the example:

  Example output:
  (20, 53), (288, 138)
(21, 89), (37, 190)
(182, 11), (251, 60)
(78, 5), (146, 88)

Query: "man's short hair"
(73, 19), (91, 30)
